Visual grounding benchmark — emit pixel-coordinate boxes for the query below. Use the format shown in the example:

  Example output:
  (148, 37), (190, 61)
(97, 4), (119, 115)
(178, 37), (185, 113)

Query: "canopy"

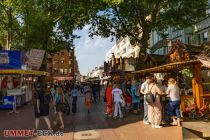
(132, 60), (200, 74)
(0, 69), (48, 76)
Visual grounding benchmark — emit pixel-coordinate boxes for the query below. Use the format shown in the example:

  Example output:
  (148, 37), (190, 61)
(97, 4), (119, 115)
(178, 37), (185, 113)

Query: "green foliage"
(0, 0), (96, 53)
(89, 0), (208, 53)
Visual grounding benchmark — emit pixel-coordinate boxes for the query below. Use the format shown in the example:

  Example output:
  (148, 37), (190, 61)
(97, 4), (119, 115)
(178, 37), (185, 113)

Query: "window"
(69, 60), (71, 65)
(203, 31), (208, 42)
(61, 51), (64, 55)
(69, 69), (71, 73)
(64, 69), (67, 74)
(61, 60), (64, 64)
(60, 69), (64, 74)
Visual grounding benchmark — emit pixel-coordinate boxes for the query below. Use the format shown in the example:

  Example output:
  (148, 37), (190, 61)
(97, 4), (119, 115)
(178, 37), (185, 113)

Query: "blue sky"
(73, 25), (115, 75)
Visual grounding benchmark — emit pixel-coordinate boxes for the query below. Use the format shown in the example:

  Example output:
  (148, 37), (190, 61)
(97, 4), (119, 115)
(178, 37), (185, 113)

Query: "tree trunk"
(135, 30), (150, 70)
(6, 7), (13, 50)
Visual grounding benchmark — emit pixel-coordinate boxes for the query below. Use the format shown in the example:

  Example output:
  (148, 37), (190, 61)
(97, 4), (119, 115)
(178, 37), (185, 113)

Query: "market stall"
(0, 69), (48, 111)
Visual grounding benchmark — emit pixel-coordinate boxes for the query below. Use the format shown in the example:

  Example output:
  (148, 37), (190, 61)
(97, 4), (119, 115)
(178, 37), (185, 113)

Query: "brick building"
(47, 49), (79, 81)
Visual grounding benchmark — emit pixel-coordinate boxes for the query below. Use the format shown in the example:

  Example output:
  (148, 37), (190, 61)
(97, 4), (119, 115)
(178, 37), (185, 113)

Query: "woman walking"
(166, 78), (181, 126)
(84, 83), (92, 114)
(146, 79), (164, 128)
(54, 86), (65, 129)
(105, 82), (113, 117)
(131, 80), (140, 114)
(34, 83), (52, 130)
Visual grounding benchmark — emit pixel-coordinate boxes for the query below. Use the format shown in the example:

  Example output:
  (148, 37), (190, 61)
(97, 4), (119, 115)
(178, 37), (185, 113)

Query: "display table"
(7, 89), (25, 114)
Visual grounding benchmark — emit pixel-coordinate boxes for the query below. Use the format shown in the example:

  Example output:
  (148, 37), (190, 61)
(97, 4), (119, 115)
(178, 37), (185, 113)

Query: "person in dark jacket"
(34, 83), (52, 130)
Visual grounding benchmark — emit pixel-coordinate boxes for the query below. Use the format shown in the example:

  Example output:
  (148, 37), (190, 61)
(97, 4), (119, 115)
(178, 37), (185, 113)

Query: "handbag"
(145, 85), (156, 104)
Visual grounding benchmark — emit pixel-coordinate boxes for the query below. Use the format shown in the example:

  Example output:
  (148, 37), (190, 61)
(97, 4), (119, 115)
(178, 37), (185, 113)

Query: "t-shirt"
(167, 85), (180, 101)
(141, 81), (149, 95)
(55, 94), (61, 104)
(71, 88), (78, 97)
(112, 88), (123, 102)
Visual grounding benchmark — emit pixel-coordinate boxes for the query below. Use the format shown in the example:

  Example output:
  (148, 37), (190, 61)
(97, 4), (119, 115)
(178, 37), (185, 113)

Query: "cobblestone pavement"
(0, 94), (182, 140)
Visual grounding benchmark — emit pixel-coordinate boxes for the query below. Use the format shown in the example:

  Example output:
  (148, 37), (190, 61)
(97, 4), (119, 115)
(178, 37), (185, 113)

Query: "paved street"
(0, 95), (182, 140)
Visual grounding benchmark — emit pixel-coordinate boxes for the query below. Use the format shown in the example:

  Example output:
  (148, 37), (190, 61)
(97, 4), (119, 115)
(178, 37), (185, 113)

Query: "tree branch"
(113, 7), (141, 43)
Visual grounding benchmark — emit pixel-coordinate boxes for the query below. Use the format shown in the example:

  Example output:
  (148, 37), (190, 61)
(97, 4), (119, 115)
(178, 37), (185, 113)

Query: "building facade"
(87, 66), (104, 79)
(47, 49), (79, 81)
(105, 37), (140, 62)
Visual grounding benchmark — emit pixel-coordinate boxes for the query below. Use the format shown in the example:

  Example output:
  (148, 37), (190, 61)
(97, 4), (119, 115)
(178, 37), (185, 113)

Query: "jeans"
(72, 96), (77, 113)
(143, 96), (148, 122)
(167, 100), (181, 118)
(114, 101), (123, 118)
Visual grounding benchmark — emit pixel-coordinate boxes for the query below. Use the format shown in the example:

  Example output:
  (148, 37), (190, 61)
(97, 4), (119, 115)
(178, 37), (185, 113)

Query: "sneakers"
(155, 125), (163, 128)
(151, 124), (155, 128)
(143, 121), (150, 125)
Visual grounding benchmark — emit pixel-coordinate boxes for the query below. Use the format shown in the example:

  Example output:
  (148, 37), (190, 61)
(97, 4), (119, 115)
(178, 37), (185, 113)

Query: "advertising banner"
(0, 50), (21, 69)
(25, 49), (45, 70)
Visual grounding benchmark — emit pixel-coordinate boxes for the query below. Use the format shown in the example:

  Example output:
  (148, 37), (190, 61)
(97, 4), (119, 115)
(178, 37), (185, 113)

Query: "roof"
(168, 41), (203, 57)
(143, 54), (166, 63)
(132, 60), (200, 74)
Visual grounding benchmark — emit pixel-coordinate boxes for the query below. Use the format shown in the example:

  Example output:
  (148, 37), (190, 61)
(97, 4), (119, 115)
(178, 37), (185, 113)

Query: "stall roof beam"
(132, 60), (200, 74)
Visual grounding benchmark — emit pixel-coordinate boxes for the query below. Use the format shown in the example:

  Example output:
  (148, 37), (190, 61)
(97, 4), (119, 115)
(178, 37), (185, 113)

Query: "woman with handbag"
(53, 86), (65, 129)
(131, 80), (140, 114)
(105, 82), (113, 117)
(146, 79), (164, 128)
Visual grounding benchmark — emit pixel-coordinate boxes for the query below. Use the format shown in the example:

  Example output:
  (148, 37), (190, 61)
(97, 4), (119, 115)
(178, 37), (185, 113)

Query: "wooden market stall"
(133, 40), (207, 110)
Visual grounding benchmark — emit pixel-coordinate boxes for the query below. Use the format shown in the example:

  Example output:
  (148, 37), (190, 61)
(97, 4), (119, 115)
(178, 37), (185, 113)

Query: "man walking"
(140, 76), (152, 125)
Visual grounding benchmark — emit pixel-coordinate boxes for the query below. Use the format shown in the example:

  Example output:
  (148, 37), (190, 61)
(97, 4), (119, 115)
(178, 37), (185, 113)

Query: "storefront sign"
(0, 51), (21, 69)
(25, 49), (45, 70)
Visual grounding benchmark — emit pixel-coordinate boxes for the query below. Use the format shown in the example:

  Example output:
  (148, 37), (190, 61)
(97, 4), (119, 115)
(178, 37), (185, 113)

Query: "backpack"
(43, 93), (51, 105)
(145, 85), (156, 104)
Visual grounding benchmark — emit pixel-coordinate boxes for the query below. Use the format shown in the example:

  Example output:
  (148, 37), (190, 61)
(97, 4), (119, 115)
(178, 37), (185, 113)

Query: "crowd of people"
(32, 75), (181, 130)
(104, 75), (181, 129)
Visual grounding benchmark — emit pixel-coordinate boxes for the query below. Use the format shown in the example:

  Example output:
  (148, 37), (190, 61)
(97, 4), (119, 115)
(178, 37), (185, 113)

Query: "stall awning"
(132, 60), (200, 74)
(0, 69), (49, 75)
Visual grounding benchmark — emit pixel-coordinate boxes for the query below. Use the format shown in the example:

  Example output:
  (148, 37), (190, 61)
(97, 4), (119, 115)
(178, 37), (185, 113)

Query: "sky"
(73, 25), (115, 75)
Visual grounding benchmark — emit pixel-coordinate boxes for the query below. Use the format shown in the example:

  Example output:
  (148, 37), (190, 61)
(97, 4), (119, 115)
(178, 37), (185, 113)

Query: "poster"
(0, 50), (21, 69)
(25, 49), (45, 70)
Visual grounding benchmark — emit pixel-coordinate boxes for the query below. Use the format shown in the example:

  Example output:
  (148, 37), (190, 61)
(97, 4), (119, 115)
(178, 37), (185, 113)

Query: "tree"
(0, 0), (99, 53)
(89, 0), (208, 69)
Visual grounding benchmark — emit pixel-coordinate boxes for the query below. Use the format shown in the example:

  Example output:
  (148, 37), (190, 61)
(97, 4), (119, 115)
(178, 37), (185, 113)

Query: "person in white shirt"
(112, 84), (124, 119)
(140, 76), (152, 125)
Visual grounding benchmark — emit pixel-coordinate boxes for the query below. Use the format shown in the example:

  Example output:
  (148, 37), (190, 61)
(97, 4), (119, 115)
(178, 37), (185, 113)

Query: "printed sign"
(0, 51), (21, 69)
(25, 49), (45, 70)
(0, 52), (9, 64)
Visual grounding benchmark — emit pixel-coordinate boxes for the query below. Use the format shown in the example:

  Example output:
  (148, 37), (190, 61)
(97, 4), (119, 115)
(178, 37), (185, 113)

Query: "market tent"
(0, 69), (48, 75)
(132, 60), (200, 74)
